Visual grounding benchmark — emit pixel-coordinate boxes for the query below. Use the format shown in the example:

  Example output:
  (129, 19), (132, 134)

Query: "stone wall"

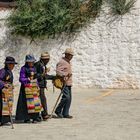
(0, 5), (140, 89)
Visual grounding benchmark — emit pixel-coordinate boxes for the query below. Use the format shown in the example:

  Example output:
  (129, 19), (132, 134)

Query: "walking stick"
(49, 74), (72, 119)
(49, 84), (66, 119)
(7, 99), (14, 129)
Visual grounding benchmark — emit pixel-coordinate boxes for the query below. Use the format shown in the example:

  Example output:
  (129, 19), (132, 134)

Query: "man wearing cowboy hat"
(0, 56), (17, 126)
(34, 52), (55, 120)
(55, 48), (74, 119)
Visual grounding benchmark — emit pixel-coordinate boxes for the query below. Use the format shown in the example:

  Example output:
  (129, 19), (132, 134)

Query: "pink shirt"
(56, 58), (72, 86)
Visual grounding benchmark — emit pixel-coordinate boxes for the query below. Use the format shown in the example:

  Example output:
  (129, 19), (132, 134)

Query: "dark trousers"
(39, 88), (48, 117)
(55, 86), (72, 116)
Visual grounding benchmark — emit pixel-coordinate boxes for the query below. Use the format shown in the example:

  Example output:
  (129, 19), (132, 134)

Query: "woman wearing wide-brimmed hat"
(16, 54), (41, 123)
(0, 56), (17, 126)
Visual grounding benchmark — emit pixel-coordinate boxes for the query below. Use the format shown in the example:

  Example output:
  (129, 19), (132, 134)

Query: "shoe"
(0, 123), (4, 126)
(36, 117), (42, 122)
(43, 115), (50, 120)
(32, 119), (38, 123)
(55, 111), (63, 118)
(63, 115), (73, 119)
(24, 119), (31, 123)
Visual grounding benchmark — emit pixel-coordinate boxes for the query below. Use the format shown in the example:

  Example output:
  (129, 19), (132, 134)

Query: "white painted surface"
(136, 0), (140, 8)
(0, 6), (139, 89)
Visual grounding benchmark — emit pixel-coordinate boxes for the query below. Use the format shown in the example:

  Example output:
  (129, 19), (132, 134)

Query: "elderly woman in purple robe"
(16, 54), (41, 123)
(0, 56), (17, 126)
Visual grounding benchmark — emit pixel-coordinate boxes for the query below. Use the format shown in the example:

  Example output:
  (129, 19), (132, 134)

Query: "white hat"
(41, 52), (50, 59)
(64, 48), (74, 56)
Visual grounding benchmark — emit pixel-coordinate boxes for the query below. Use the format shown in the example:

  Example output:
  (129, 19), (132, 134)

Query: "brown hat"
(41, 52), (50, 59)
(64, 48), (74, 56)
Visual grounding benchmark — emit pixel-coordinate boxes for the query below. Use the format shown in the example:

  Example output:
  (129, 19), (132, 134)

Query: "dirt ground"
(0, 88), (140, 140)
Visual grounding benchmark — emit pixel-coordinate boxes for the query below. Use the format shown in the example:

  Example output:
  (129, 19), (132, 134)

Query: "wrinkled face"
(27, 62), (34, 67)
(41, 58), (50, 65)
(65, 53), (73, 61)
(7, 64), (15, 70)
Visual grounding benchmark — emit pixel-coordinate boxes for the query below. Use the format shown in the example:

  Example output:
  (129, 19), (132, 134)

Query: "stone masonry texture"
(0, 6), (139, 89)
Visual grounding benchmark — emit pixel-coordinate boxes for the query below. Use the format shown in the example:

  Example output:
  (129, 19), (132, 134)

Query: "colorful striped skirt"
(25, 83), (42, 114)
(2, 86), (13, 116)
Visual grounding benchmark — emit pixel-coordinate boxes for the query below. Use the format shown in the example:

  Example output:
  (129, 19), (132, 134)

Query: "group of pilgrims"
(0, 48), (74, 126)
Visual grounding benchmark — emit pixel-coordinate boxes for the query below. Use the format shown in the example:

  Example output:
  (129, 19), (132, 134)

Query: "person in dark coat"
(34, 52), (55, 120)
(16, 54), (41, 123)
(0, 56), (17, 126)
